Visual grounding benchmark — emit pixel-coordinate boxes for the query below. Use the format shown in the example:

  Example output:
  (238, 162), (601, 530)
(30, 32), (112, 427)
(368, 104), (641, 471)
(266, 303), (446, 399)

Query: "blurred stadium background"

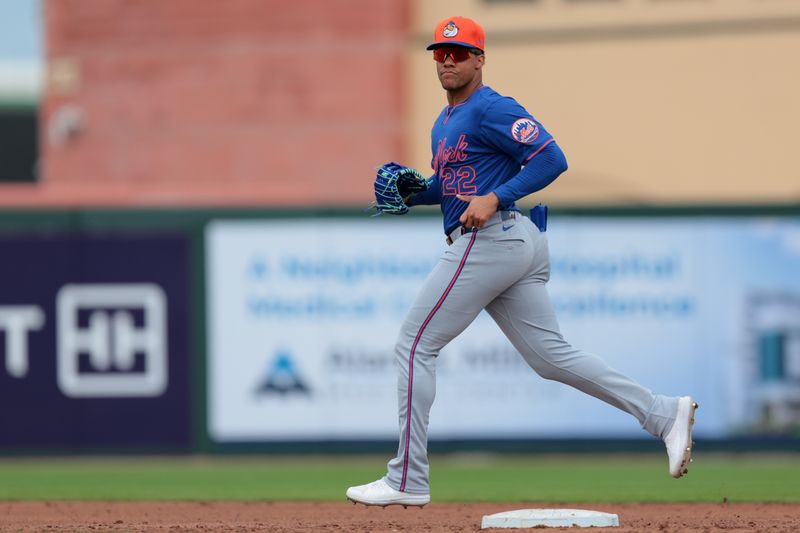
(0, 0), (799, 461)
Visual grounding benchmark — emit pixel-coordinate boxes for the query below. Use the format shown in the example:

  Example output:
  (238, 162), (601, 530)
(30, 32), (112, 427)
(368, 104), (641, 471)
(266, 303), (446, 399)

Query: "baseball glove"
(372, 162), (429, 215)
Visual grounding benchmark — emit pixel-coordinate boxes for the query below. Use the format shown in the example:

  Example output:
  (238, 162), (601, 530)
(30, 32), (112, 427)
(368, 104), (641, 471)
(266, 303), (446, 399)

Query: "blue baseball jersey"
(413, 85), (557, 235)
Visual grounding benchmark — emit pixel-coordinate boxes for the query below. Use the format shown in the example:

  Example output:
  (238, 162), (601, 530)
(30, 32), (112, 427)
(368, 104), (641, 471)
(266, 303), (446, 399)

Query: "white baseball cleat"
(346, 478), (430, 507)
(664, 396), (698, 478)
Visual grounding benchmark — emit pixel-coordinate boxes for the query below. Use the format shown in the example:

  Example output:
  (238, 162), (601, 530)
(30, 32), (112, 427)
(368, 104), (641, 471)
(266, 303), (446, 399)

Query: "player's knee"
(534, 364), (563, 381)
(523, 343), (576, 381)
(524, 354), (560, 380)
(394, 337), (434, 363)
(394, 327), (417, 351)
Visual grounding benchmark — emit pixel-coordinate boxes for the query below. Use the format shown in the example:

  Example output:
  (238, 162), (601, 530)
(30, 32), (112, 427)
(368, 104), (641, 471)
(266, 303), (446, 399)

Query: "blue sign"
(0, 233), (192, 450)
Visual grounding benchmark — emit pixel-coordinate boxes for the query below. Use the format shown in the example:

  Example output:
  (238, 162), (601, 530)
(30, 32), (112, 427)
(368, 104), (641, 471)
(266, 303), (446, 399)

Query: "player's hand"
(457, 193), (500, 229)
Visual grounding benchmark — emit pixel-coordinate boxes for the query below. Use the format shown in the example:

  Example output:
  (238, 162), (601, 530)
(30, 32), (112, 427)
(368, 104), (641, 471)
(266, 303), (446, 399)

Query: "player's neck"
(446, 79), (483, 106)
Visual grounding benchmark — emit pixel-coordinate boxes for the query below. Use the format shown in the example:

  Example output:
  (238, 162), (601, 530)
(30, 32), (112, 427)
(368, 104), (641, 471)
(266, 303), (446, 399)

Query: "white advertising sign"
(206, 216), (800, 441)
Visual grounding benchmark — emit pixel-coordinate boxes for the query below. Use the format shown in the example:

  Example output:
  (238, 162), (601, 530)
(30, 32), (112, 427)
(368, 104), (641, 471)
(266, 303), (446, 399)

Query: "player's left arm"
(490, 141), (567, 205)
(484, 98), (569, 204)
(457, 143), (566, 227)
(458, 99), (568, 228)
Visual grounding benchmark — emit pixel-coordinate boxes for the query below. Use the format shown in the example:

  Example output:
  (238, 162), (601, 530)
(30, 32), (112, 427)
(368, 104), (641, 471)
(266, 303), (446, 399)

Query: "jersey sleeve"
(491, 141), (568, 206)
(479, 97), (555, 165)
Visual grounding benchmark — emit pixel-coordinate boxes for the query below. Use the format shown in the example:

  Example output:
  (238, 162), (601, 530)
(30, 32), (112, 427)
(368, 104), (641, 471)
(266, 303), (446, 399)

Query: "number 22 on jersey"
(441, 166), (477, 196)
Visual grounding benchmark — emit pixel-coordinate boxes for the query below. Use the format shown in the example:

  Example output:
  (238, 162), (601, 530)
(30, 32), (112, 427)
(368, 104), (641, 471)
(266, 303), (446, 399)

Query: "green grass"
(0, 454), (796, 503)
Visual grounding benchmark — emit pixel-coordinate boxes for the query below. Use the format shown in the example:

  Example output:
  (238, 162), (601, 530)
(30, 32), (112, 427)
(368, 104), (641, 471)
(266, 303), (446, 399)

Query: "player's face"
(434, 47), (484, 92)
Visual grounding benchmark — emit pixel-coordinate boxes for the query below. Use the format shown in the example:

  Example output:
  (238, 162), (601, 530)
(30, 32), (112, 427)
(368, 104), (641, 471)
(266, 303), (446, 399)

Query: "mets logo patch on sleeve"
(511, 118), (539, 144)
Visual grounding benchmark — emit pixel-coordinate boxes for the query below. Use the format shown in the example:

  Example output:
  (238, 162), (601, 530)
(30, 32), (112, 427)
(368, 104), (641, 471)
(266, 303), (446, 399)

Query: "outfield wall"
(0, 207), (798, 452)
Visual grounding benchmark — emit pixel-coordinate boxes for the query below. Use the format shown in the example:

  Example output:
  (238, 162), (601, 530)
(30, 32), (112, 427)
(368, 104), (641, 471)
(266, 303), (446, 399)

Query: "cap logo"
(443, 21), (459, 38)
(511, 118), (539, 144)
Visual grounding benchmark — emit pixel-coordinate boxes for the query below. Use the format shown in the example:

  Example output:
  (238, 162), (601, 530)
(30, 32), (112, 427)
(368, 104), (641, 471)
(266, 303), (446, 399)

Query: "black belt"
(445, 210), (520, 245)
(446, 226), (476, 246)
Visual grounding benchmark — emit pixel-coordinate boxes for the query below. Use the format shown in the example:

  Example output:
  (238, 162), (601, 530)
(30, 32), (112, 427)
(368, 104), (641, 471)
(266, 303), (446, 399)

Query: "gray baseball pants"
(384, 211), (680, 494)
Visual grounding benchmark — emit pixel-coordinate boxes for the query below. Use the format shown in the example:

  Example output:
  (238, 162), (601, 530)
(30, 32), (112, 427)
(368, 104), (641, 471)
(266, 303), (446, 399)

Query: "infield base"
(481, 508), (619, 529)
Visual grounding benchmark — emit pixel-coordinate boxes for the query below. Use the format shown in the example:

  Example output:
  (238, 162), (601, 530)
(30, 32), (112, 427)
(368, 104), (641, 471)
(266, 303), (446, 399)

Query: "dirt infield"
(1, 501), (798, 532)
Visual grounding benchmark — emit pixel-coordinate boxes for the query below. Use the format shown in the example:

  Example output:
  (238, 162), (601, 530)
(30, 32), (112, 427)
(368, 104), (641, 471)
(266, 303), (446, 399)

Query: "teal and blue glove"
(372, 162), (429, 216)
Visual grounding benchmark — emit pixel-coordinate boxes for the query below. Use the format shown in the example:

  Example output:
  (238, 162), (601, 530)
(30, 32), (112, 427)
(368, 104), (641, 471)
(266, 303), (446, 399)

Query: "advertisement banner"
(0, 234), (192, 450)
(206, 216), (800, 441)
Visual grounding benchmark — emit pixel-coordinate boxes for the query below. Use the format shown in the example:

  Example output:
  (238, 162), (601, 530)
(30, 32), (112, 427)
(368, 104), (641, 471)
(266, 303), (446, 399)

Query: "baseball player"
(347, 16), (698, 507)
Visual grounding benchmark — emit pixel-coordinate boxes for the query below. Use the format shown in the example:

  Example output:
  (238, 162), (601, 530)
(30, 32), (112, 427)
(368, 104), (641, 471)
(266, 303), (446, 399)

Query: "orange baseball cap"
(426, 16), (485, 52)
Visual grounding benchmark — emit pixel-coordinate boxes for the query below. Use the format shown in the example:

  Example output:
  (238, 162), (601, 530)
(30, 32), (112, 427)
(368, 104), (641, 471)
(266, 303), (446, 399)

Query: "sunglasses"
(432, 47), (481, 63)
